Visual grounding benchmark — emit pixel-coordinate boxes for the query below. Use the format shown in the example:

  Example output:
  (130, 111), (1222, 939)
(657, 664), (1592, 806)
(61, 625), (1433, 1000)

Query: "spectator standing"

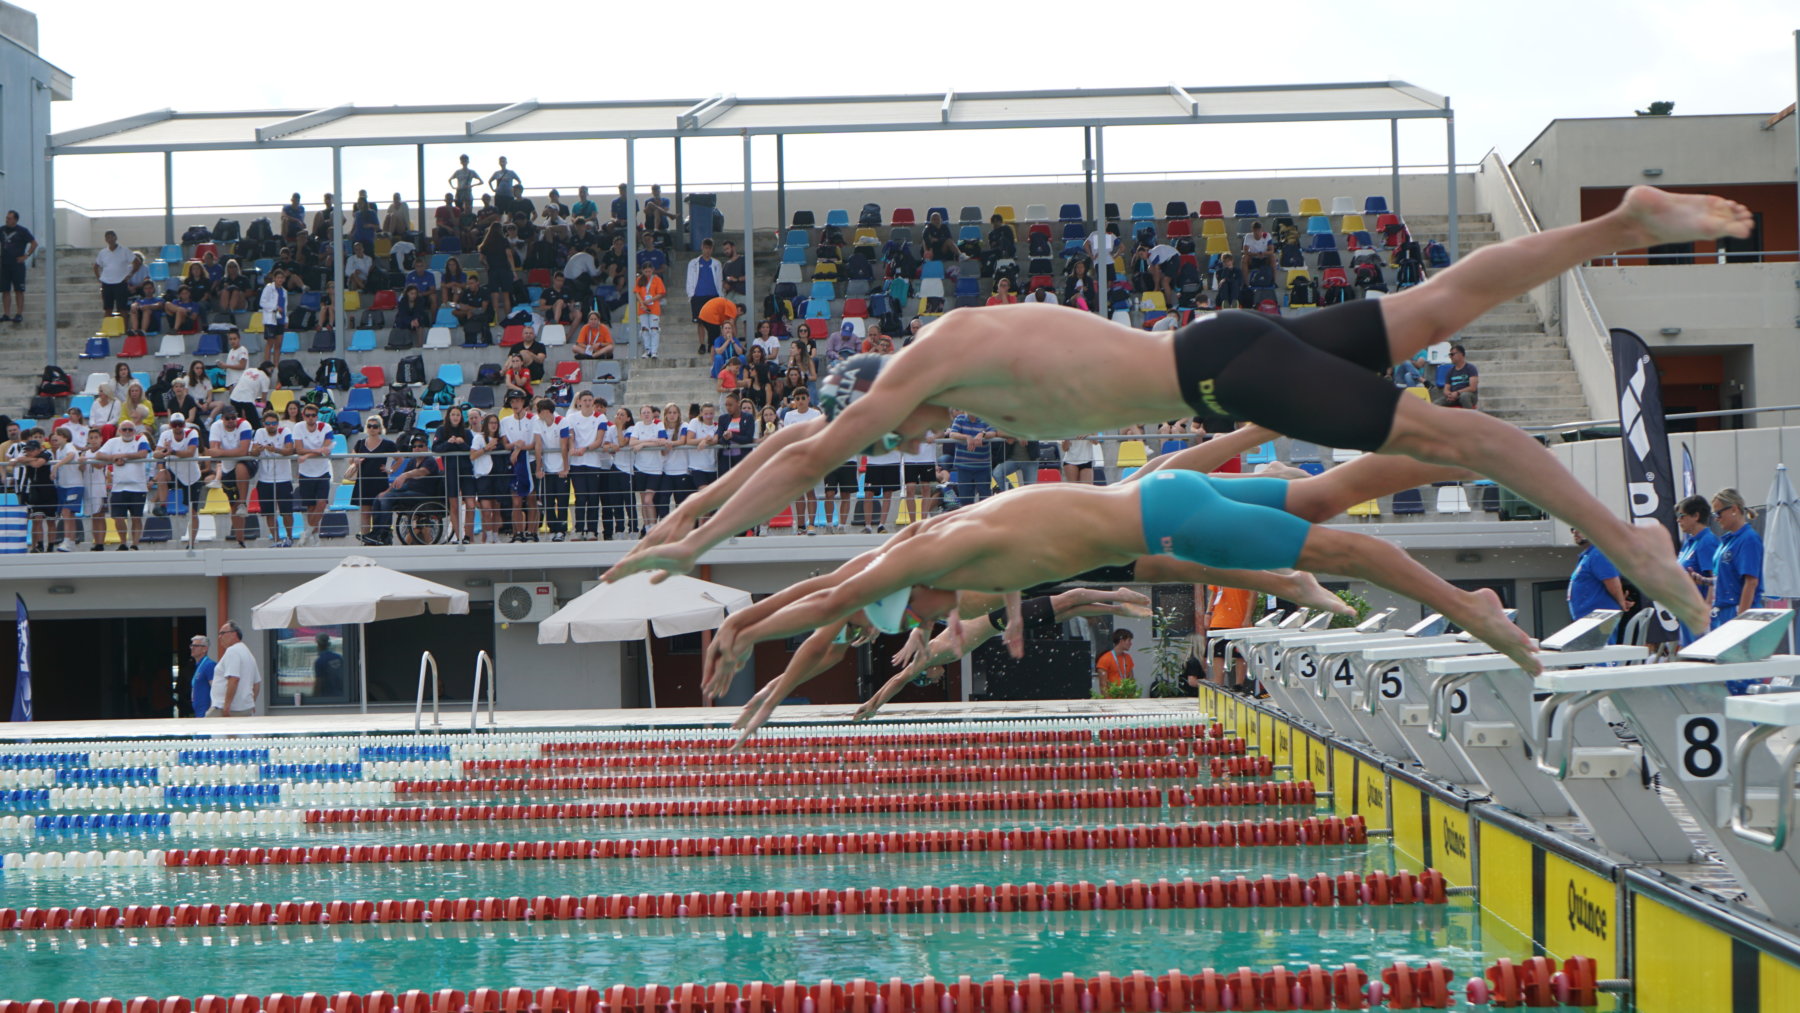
(1710, 487), (1764, 637)
(603, 407), (635, 540)
(949, 412), (995, 506)
(1, 210), (39, 325)
(95, 420), (151, 550)
(565, 390), (606, 541)
(901, 423), (940, 525)
(718, 396), (756, 473)
(208, 621), (261, 718)
(343, 416), (395, 540)
(152, 413), (204, 549)
(1675, 495), (1721, 644)
(49, 427), (84, 552)
(208, 406), (255, 547)
(499, 391), (539, 541)
(218, 328), (249, 390)
(251, 410), (297, 547)
(532, 398), (572, 542)
(1204, 585), (1254, 690)
(569, 186), (598, 223)
(78, 429), (110, 550)
(634, 264), (666, 359)
(468, 413), (506, 543)
(188, 635), (215, 718)
(625, 405), (668, 534)
(292, 405), (334, 546)
(1061, 433), (1099, 485)
(685, 402), (719, 493)
(229, 360), (272, 423)
(448, 155), (481, 211)
(259, 269), (289, 346)
(721, 240), (745, 295)
(686, 239), (724, 353)
(1435, 343), (1480, 409)
(93, 231), (137, 319)
(656, 402), (691, 519)
(1095, 628), (1136, 693)
(489, 158), (520, 214)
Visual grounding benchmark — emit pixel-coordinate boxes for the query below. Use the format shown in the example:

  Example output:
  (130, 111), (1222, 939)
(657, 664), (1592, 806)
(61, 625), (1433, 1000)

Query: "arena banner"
(10, 595), (30, 722)
(1611, 328), (1680, 645)
(1682, 444), (1697, 499)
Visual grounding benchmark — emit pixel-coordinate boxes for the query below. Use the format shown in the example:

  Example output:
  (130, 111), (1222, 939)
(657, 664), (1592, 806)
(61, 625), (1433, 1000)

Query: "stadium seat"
(1347, 499), (1382, 519)
(1305, 216), (1332, 235)
(160, 244), (182, 263)
(804, 301), (831, 320)
(281, 332), (300, 355)
(957, 224), (981, 245)
(81, 337), (110, 359)
(890, 208), (915, 226)
(423, 327), (452, 350)
(958, 206), (982, 223)
(466, 386), (494, 410)
(824, 209), (851, 228)
(1200, 219), (1226, 237)
(1232, 200), (1259, 218)
(926, 206), (949, 224)
(781, 247), (807, 265)
(99, 315), (126, 338)
(775, 263), (803, 286)
(1316, 250), (1343, 269)
(429, 254), (450, 272)
(526, 268), (552, 288)
(1339, 214), (1366, 234)
(501, 325), (526, 346)
(268, 389), (294, 414)
(344, 387), (374, 412)
(540, 324), (567, 346)
(842, 297), (868, 318)
(1058, 203), (1083, 222)
(1434, 485), (1471, 514)
(119, 334), (148, 358)
(1264, 198), (1291, 217)
(81, 372), (107, 395)
(343, 291), (362, 312)
(68, 394), (95, 417)
(148, 260), (170, 281)
(955, 277), (980, 298)
(852, 228), (879, 247)
(348, 329), (377, 351)
(374, 237), (392, 258)
(554, 361), (582, 383)
(1023, 204), (1049, 222)
(841, 317), (867, 339)
(1204, 235), (1230, 256)
(193, 331), (224, 357)
(1197, 200), (1223, 219)
(791, 210), (815, 228)
(1124, 202), (1151, 222)
(918, 278), (945, 299)
(433, 306), (458, 328)
(1295, 198), (1324, 217)
(992, 205), (1016, 223)
(1306, 233), (1337, 253)
(414, 408), (443, 430)
(1363, 196), (1390, 216)
(1328, 197), (1357, 215)
(436, 363), (464, 387)
(1165, 219), (1191, 239)
(809, 280), (836, 302)
(1243, 442), (1276, 467)
(784, 229), (810, 249)
(309, 329), (337, 353)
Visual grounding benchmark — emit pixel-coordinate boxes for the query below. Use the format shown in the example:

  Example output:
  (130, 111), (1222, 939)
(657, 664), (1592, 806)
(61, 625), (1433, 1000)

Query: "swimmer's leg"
(1283, 454), (1475, 522)
(1135, 555), (1353, 618)
(1295, 525), (1539, 675)
(1377, 187), (1752, 362)
(1378, 394), (1708, 632)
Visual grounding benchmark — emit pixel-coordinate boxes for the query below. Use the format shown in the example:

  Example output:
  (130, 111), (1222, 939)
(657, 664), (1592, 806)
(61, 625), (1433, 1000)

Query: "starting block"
(1530, 609), (1800, 927)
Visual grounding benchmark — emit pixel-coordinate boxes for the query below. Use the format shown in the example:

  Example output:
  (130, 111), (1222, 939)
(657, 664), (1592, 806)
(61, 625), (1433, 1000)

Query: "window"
(268, 625), (359, 706)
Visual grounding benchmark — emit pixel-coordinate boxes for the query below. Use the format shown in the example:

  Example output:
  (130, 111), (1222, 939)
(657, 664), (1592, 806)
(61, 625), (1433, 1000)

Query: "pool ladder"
(414, 650), (498, 734)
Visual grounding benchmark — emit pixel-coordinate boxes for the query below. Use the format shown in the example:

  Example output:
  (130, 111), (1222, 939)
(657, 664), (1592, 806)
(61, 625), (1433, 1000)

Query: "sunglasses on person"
(303, 410), (319, 418)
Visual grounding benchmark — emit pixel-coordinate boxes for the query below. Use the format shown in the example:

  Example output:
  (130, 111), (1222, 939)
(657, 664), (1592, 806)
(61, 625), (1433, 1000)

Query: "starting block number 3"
(1675, 713), (1726, 781)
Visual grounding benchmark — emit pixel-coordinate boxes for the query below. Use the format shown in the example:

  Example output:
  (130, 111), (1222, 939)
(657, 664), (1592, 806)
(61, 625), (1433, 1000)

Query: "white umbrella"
(1763, 464), (1800, 600)
(537, 572), (751, 708)
(252, 555), (470, 712)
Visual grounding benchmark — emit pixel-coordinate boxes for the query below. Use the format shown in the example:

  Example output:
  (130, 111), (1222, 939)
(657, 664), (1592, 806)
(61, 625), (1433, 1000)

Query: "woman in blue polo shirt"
(1710, 487), (1763, 628)
(1675, 495), (1721, 644)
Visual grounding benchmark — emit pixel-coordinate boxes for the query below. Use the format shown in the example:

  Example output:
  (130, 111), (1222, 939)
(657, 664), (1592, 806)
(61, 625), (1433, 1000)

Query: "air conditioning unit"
(494, 582), (557, 624)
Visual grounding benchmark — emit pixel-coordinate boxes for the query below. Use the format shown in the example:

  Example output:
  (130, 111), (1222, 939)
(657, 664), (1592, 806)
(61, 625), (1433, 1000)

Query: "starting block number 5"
(1675, 713), (1726, 781)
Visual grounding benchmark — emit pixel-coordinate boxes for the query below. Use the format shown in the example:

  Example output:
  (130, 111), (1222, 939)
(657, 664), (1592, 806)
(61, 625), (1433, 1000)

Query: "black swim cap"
(817, 353), (886, 421)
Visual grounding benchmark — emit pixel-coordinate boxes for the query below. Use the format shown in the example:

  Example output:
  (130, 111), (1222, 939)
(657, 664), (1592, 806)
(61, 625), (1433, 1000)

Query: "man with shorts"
(153, 413), (205, 549)
(95, 420), (152, 550)
(79, 430), (110, 550)
(93, 231), (137, 319)
(291, 405), (335, 546)
(696, 296), (741, 355)
(251, 411), (297, 547)
(209, 406), (256, 547)
(1204, 582), (1255, 691)
(609, 187), (1754, 635)
(499, 391), (538, 541)
(0, 210), (37, 324)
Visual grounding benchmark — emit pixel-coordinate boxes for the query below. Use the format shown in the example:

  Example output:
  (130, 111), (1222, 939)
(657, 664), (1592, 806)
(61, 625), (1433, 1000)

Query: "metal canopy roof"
(49, 82), (1450, 155)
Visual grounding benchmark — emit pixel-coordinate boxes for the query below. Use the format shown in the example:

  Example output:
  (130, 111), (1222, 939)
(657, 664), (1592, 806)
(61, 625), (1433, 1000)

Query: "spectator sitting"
(345, 243), (373, 290)
(361, 432), (442, 546)
(120, 381), (155, 428)
(453, 281), (488, 335)
(502, 352), (533, 400)
(434, 193), (461, 241)
(393, 285), (429, 337)
(310, 193), (335, 240)
(538, 273), (575, 327)
(788, 321), (817, 372)
(569, 186), (597, 222)
(608, 183), (629, 235)
(751, 319), (780, 361)
(741, 345), (774, 409)
(217, 259), (253, 313)
(710, 328), (745, 378)
(1242, 222), (1274, 273)
(825, 320), (858, 364)
(350, 191), (378, 250)
(124, 251), (150, 293)
(1392, 352), (1427, 388)
(987, 276), (1018, 306)
(1434, 343), (1480, 409)
(507, 183), (535, 225)
(1062, 260), (1096, 310)
(404, 258), (437, 311)
(987, 214), (1017, 260)
(1212, 253), (1246, 308)
(922, 212), (955, 262)
(389, 236), (417, 277)
(573, 312), (614, 359)
(440, 258), (468, 302)
(281, 193), (306, 241)
(382, 193), (410, 236)
(599, 235), (630, 289)
(716, 356), (743, 394)
(164, 286), (204, 334)
(129, 281), (165, 335)
(1022, 283), (1056, 305)
(514, 326), (548, 381)
(161, 376), (203, 423)
(181, 261), (212, 306)
(636, 232), (667, 275)
(642, 183), (673, 234)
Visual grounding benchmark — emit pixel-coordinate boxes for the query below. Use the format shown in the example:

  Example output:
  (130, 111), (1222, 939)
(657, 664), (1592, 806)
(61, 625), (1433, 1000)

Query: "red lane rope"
(467, 741), (1246, 772)
(158, 815), (1368, 870)
(398, 761), (1215, 795)
(539, 724), (1226, 753)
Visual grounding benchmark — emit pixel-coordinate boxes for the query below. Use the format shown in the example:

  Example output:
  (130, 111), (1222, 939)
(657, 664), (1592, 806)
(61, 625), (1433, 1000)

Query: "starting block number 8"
(1675, 713), (1726, 781)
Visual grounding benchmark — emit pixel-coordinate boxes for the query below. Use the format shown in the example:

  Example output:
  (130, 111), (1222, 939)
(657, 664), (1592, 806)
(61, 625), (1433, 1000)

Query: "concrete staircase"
(4, 248), (100, 414)
(616, 354), (724, 413)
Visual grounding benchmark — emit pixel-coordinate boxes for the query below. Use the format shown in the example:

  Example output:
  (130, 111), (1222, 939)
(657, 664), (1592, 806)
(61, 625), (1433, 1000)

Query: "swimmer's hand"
(853, 665), (944, 722)
(702, 620), (753, 701)
(637, 502), (701, 552)
(1000, 591), (1025, 660)
(888, 627), (931, 672)
(732, 668), (805, 746)
(603, 535), (700, 585)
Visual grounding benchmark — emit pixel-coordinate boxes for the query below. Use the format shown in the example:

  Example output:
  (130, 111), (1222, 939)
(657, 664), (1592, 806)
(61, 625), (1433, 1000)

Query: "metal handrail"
(470, 649), (496, 732)
(1728, 725), (1800, 850)
(413, 650), (440, 733)
(1523, 403), (1800, 435)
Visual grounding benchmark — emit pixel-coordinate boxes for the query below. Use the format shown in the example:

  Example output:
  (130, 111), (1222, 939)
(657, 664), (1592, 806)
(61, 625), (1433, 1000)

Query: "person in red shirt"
(1095, 628), (1135, 692)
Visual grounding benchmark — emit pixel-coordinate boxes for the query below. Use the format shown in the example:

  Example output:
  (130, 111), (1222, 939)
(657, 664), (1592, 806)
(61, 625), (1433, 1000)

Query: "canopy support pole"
(1093, 127), (1107, 316)
(1445, 101), (1460, 259)
(163, 150), (175, 246)
(625, 138), (638, 356)
(358, 623), (369, 714)
(673, 138), (684, 251)
(43, 152), (57, 366)
(331, 147), (346, 364)
(742, 133), (755, 346)
(644, 635), (658, 709)
(416, 144), (427, 237)
(1083, 128), (1094, 224)
(1390, 119), (1402, 217)
(775, 135), (786, 235)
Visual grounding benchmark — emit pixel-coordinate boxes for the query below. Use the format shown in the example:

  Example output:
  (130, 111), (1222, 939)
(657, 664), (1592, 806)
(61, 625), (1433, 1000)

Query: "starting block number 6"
(1675, 713), (1727, 781)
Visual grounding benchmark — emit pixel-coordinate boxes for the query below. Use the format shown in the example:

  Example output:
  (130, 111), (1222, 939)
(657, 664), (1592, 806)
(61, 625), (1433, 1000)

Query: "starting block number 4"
(1676, 713), (1726, 781)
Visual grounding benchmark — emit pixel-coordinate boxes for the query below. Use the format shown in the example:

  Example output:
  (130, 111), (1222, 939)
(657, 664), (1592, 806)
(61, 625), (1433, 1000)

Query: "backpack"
(385, 327), (414, 351)
(212, 219), (241, 242)
(844, 252), (874, 281)
(1353, 261), (1387, 291)
(1255, 298), (1281, 316)
(857, 203), (882, 227)
(1319, 285), (1352, 306)
(474, 363), (504, 386)
(36, 366), (72, 398)
(1176, 261), (1203, 295)
(423, 377), (456, 406)
(394, 354), (426, 386)
(277, 359), (312, 388)
(1395, 260), (1425, 289)
(1277, 243), (1305, 269)
(1246, 265), (1274, 289)
(316, 357), (352, 391)
(1288, 276), (1317, 308)
(1395, 240), (1422, 264)
(1174, 237), (1196, 256)
(763, 294), (794, 321)
(180, 225), (212, 244)
(26, 396), (55, 420)
(1027, 233), (1052, 258)
(244, 218), (273, 242)
(299, 387), (338, 425)
(1425, 240), (1451, 268)
(383, 386), (418, 413)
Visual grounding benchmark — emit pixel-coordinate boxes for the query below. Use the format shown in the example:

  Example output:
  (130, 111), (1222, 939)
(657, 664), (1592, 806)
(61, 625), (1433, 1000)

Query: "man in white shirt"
(258, 270), (288, 342)
(92, 231), (138, 319)
(209, 407), (255, 546)
(1241, 222), (1275, 274)
(388, 238), (417, 276)
(498, 391), (538, 542)
(684, 403), (719, 491)
(250, 410), (297, 547)
(208, 621), (261, 718)
(1084, 224), (1118, 266)
(219, 328), (250, 388)
(229, 362), (271, 422)
(345, 243), (373, 290)
(625, 406), (667, 535)
(292, 405), (335, 545)
(153, 413), (204, 548)
(95, 420), (152, 549)
(563, 391), (607, 541)
(530, 398), (571, 542)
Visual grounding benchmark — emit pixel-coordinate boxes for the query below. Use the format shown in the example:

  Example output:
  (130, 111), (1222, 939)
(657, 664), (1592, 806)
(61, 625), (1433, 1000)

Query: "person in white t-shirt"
(208, 407), (256, 546)
(229, 362), (271, 422)
(78, 429), (110, 549)
(153, 413), (205, 548)
(250, 410), (297, 547)
(291, 407), (335, 545)
(1241, 222), (1275, 274)
(94, 420), (152, 549)
(624, 405), (668, 535)
(49, 427), (84, 553)
(208, 621), (261, 718)
(658, 402), (692, 516)
(605, 406), (635, 541)
(219, 329), (250, 389)
(778, 390), (824, 533)
(467, 412), (506, 544)
(903, 425), (942, 521)
(563, 391), (607, 541)
(530, 398), (571, 541)
(498, 390), (538, 542)
(685, 403), (719, 491)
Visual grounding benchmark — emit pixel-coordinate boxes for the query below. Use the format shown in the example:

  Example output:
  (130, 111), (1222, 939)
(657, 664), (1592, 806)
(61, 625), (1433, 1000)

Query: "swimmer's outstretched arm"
(1129, 424), (1279, 481)
(703, 546), (890, 698)
(729, 540), (968, 657)
(607, 358), (946, 583)
(731, 621), (851, 743)
(636, 417), (824, 554)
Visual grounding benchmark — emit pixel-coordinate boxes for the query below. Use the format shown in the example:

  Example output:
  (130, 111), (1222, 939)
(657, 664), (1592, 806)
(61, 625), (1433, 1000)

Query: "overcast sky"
(32, 0), (1800, 217)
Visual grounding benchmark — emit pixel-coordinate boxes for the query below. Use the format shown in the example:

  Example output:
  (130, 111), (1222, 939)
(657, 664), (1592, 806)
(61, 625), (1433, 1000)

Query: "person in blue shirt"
(280, 194), (305, 241)
(405, 262), (438, 311)
(1710, 487), (1764, 692)
(949, 413), (996, 507)
(189, 634), (216, 717)
(1568, 528), (1633, 639)
(636, 233), (667, 274)
(1675, 495), (1721, 644)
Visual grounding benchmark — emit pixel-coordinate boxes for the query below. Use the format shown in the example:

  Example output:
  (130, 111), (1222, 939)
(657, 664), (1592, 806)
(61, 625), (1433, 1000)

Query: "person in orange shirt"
(633, 264), (665, 359)
(1204, 584), (1255, 690)
(1095, 628), (1135, 693)
(574, 311), (614, 360)
(697, 297), (741, 351)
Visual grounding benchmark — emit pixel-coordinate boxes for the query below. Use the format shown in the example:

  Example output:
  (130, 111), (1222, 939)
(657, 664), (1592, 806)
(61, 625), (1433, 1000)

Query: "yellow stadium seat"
(344, 291), (362, 312)
(1138, 291), (1167, 312)
(201, 486), (232, 515)
(1348, 499), (1382, 518)
(1200, 219), (1226, 237)
(991, 205), (1016, 223)
(1339, 214), (1366, 233)
(852, 228), (879, 247)
(1115, 440), (1148, 469)
(1204, 235), (1230, 256)
(99, 316), (126, 338)
(1285, 268), (1312, 286)
(1296, 198), (1324, 217)
(374, 237), (393, 258)
(1404, 386), (1430, 401)
(268, 389), (295, 413)
(246, 312), (264, 334)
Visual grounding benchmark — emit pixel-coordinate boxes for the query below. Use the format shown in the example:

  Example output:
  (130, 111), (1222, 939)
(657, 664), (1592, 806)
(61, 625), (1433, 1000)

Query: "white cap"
(168, 413), (186, 422)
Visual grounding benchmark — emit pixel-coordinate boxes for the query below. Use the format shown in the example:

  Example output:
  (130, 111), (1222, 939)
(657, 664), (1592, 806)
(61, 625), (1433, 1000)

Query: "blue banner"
(11, 595), (30, 722)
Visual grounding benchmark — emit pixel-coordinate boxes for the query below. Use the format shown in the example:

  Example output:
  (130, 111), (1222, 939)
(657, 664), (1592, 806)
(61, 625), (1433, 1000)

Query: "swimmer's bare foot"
(1255, 462), (1311, 481)
(1457, 588), (1540, 676)
(1280, 570), (1355, 618)
(1618, 186), (1754, 248)
(1615, 519), (1711, 633)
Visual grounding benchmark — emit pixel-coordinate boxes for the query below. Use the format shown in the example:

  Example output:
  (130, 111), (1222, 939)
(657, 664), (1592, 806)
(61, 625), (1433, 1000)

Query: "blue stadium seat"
(1363, 196), (1390, 216)
(148, 261), (170, 281)
(804, 301), (831, 320)
(824, 210), (851, 228)
(160, 244), (182, 263)
(436, 363), (464, 387)
(254, 258), (276, 275)
(281, 333), (301, 354)
(1306, 233), (1338, 253)
(80, 338), (110, 359)
(1060, 223), (1084, 242)
(955, 277), (980, 297)
(68, 394), (94, 417)
(919, 260), (945, 279)
(1243, 442), (1276, 466)
(336, 409), (361, 431)
(1129, 202), (1154, 221)
(1058, 204), (1082, 222)
(429, 254), (450, 272)
(781, 247), (807, 265)
(193, 331), (223, 357)
(467, 386), (494, 410)
(1305, 216), (1333, 235)
(809, 281), (836, 302)
(348, 329), (378, 351)
(437, 235), (461, 254)
(344, 387), (374, 412)
(1233, 200), (1259, 218)
(958, 225), (981, 243)
(784, 229), (810, 248)
(414, 408), (444, 430)
(434, 306), (458, 328)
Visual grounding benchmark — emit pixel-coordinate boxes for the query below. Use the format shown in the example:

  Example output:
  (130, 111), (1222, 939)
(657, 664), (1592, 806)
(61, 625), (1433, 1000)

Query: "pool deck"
(0, 697), (1205, 743)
